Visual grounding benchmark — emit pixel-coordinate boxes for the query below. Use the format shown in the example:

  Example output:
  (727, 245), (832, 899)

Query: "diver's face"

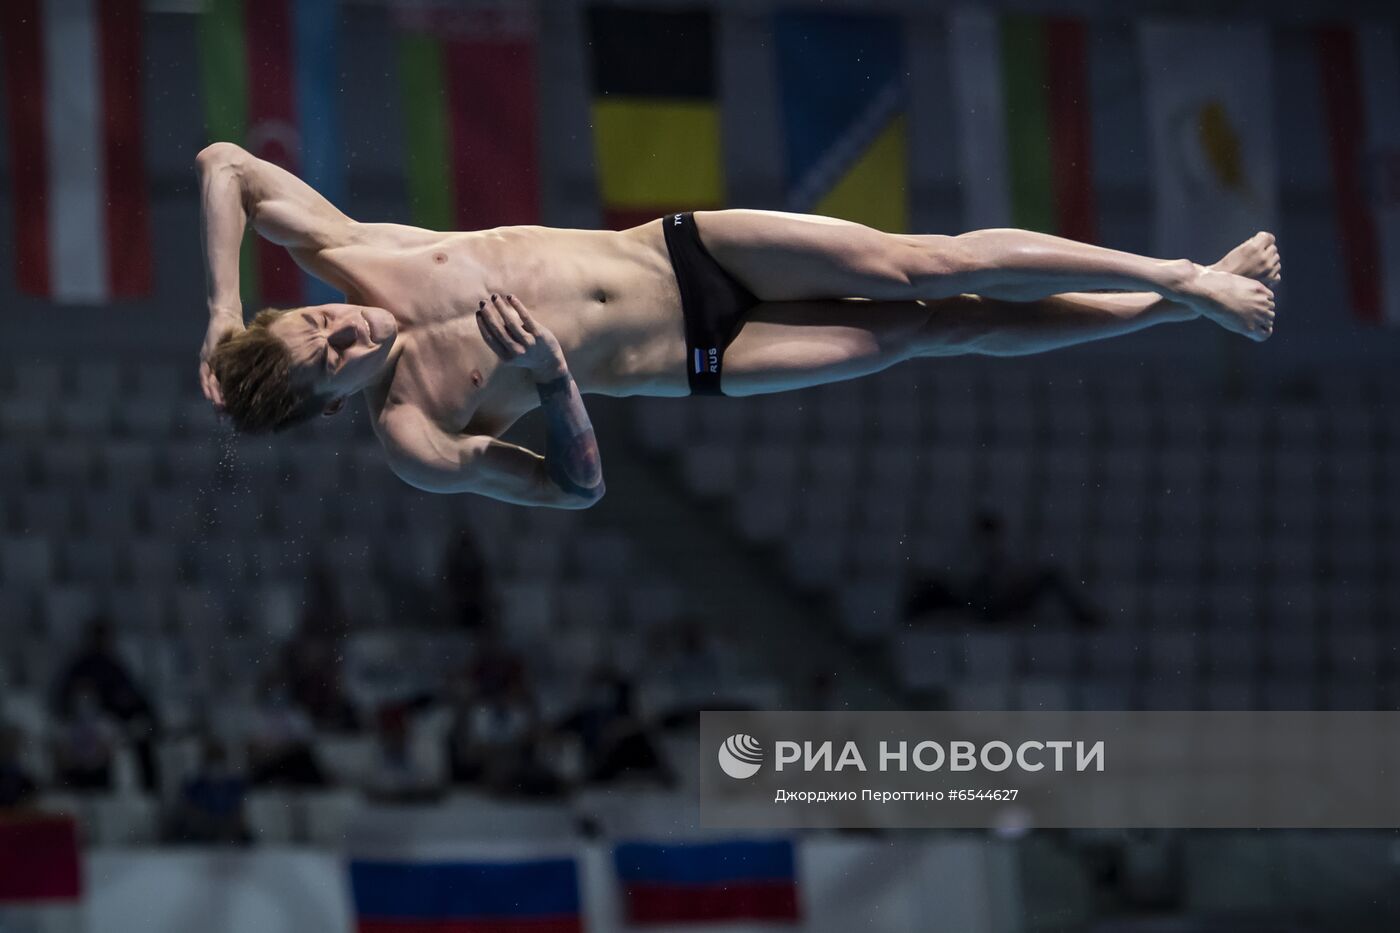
(269, 304), (397, 401)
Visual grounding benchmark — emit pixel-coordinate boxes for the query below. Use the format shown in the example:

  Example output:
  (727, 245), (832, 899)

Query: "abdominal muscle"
(532, 221), (692, 399)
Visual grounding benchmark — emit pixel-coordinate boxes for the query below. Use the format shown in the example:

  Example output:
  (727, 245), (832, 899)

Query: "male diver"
(197, 142), (1280, 508)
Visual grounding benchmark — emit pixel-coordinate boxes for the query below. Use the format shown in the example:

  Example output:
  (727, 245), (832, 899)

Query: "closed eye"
(320, 312), (335, 370)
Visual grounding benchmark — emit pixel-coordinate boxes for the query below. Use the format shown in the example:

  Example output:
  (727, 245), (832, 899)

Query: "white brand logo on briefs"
(718, 734), (764, 779)
(673, 214), (683, 225)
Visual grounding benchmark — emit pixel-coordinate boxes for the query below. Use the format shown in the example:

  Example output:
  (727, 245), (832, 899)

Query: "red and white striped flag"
(1316, 24), (1400, 326)
(2, 0), (153, 304)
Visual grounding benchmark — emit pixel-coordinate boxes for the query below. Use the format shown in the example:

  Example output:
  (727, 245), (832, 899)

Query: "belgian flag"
(586, 6), (724, 230)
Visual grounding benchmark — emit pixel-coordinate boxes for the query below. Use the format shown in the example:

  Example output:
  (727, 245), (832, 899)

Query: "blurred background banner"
(949, 10), (1097, 241)
(0, 813), (83, 933)
(197, 0), (343, 306)
(774, 10), (908, 233)
(1, 0), (152, 304)
(349, 854), (584, 932)
(585, 5), (724, 230)
(612, 837), (800, 925)
(1139, 21), (1277, 264)
(1315, 24), (1400, 326)
(392, 0), (540, 233)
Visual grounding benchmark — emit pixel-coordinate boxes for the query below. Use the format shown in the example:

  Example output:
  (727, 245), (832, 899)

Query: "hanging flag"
(585, 6), (723, 231)
(394, 1), (540, 232)
(949, 10), (1097, 241)
(1, 0), (153, 304)
(349, 856), (583, 933)
(775, 11), (908, 233)
(614, 838), (801, 925)
(198, 0), (344, 307)
(1315, 25), (1400, 326)
(1139, 21), (1277, 263)
(0, 813), (83, 933)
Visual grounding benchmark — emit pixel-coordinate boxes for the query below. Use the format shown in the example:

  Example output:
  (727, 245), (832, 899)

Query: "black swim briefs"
(661, 211), (759, 396)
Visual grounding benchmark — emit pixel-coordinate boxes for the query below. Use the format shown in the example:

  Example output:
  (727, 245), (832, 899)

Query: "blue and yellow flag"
(775, 11), (908, 232)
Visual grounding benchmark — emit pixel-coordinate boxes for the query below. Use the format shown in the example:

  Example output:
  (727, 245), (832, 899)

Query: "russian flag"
(349, 857), (584, 933)
(614, 839), (801, 925)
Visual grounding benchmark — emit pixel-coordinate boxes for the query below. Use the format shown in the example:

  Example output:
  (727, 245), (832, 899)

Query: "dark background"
(1, 1), (1398, 930)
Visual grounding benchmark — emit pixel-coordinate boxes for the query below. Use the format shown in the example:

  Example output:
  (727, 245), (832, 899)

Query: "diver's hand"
(199, 306), (243, 411)
(476, 293), (566, 380)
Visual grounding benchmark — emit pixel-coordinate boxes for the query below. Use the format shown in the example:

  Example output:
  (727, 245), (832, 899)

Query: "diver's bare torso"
(312, 218), (687, 441)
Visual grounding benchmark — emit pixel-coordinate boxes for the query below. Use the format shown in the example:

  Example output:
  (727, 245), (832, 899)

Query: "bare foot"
(1183, 262), (1276, 342)
(1212, 231), (1282, 286)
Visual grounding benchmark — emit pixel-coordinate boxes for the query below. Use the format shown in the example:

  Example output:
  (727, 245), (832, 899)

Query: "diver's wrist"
(530, 355), (568, 383)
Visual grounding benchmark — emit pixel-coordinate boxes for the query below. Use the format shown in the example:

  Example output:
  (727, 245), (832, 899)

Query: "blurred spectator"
(467, 622), (527, 702)
(0, 727), (38, 808)
(365, 705), (442, 803)
(51, 680), (118, 792)
(168, 739), (250, 844)
(648, 617), (726, 724)
(51, 614), (159, 789)
(903, 508), (1100, 628)
(445, 677), (562, 797)
(657, 617), (722, 695)
(441, 523), (498, 630)
(559, 666), (672, 787)
(800, 671), (841, 711)
(247, 673), (326, 787)
(279, 562), (358, 730)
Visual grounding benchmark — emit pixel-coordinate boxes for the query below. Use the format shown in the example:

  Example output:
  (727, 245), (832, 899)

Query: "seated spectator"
(0, 726), (38, 808)
(365, 705), (443, 803)
(445, 678), (562, 797)
(903, 508), (1100, 628)
(168, 739), (250, 844)
(247, 673), (326, 787)
(559, 666), (672, 787)
(650, 617), (723, 719)
(51, 614), (159, 789)
(467, 622), (526, 702)
(441, 522), (498, 630)
(279, 562), (359, 731)
(51, 681), (118, 792)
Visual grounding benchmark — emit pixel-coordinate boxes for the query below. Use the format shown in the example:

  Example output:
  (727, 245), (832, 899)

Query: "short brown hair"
(209, 308), (329, 434)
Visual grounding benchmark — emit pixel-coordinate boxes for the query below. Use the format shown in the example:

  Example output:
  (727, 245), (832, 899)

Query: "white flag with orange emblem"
(1139, 22), (1277, 263)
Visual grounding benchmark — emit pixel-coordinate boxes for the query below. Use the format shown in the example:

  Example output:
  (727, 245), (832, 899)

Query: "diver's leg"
(717, 291), (1190, 396)
(695, 210), (1278, 342)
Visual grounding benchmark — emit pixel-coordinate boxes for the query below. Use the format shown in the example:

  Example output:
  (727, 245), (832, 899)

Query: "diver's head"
(210, 304), (397, 433)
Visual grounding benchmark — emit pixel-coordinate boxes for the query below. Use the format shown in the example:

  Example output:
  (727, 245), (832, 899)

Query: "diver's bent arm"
(196, 142), (249, 319)
(533, 367), (605, 498)
(381, 405), (605, 508)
